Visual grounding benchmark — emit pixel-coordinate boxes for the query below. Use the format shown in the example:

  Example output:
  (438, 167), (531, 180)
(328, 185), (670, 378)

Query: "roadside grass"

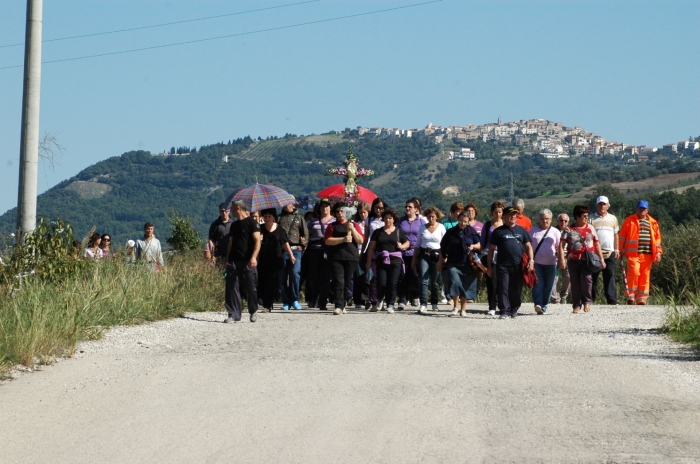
(0, 252), (223, 376)
(660, 294), (700, 348)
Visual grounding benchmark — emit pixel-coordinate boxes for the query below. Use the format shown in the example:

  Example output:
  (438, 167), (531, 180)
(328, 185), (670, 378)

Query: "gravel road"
(2, 303), (700, 463)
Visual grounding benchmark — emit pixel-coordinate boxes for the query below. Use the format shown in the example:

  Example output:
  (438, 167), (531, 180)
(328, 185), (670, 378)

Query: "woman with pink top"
(529, 209), (561, 315)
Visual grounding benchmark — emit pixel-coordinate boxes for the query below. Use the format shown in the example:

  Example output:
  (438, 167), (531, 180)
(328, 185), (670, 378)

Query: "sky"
(1, 0), (698, 216)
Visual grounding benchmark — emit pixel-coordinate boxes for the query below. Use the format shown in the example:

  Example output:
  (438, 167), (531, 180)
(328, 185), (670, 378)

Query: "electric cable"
(0, 0), (320, 49)
(0, 0), (442, 71)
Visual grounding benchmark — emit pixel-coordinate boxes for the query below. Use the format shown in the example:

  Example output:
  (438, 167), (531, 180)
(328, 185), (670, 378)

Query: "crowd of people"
(76, 222), (165, 271)
(210, 194), (664, 323)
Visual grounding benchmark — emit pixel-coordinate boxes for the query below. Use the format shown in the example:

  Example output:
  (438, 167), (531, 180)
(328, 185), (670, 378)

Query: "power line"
(0, 0), (320, 49)
(0, 0), (442, 71)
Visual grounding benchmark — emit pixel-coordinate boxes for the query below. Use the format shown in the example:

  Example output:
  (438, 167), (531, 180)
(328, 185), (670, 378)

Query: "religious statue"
(325, 149), (375, 208)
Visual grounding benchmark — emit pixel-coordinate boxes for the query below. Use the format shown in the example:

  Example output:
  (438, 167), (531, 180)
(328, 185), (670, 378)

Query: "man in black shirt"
(208, 203), (232, 264)
(224, 200), (262, 323)
(487, 206), (534, 319)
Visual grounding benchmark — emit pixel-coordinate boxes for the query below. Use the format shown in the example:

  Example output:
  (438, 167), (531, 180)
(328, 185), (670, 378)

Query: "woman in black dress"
(258, 208), (296, 312)
(438, 211), (481, 317)
(323, 203), (364, 316)
(365, 208), (410, 314)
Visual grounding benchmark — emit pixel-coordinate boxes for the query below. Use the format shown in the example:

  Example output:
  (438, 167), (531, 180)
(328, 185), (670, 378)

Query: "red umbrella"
(317, 184), (377, 203)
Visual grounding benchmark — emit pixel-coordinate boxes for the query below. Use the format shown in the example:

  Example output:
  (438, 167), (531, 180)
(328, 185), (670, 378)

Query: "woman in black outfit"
(258, 208), (296, 312)
(323, 203), (364, 316)
(365, 208), (410, 314)
(439, 211), (481, 317)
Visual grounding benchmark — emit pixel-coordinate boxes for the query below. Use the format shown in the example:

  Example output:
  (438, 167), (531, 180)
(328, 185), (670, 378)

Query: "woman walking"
(99, 233), (116, 258)
(438, 211), (481, 317)
(83, 232), (103, 259)
(412, 206), (446, 314)
(480, 201), (504, 316)
(558, 205), (606, 314)
(353, 202), (371, 308)
(365, 208), (410, 314)
(305, 200), (335, 310)
(396, 198), (424, 309)
(258, 208), (296, 312)
(529, 209), (561, 315)
(363, 198), (388, 309)
(324, 203), (364, 315)
(463, 203), (484, 302)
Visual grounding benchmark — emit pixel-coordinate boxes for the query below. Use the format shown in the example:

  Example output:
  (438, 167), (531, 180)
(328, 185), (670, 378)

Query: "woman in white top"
(82, 232), (103, 260)
(412, 206), (447, 313)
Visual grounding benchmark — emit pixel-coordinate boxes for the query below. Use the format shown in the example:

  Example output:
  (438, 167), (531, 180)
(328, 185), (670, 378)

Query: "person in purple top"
(304, 200), (335, 310)
(396, 198), (424, 309)
(480, 201), (504, 316)
(463, 203), (484, 302)
(365, 208), (410, 314)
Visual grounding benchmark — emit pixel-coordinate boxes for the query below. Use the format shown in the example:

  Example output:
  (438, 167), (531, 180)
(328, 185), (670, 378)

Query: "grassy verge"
(0, 252), (223, 376)
(660, 295), (700, 348)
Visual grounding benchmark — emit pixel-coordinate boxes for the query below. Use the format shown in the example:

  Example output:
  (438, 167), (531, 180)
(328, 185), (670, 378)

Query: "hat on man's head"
(637, 200), (650, 209)
(504, 206), (519, 215)
(596, 196), (610, 206)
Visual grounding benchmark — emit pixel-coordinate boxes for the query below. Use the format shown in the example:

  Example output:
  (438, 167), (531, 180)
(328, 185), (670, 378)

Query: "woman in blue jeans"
(528, 209), (561, 315)
(412, 206), (447, 314)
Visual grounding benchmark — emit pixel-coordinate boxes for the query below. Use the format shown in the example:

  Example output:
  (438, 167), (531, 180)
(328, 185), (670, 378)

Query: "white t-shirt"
(590, 212), (619, 251)
(415, 223), (447, 250)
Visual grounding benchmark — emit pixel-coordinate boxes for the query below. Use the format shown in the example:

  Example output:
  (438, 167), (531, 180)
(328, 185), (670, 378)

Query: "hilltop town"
(356, 119), (699, 162)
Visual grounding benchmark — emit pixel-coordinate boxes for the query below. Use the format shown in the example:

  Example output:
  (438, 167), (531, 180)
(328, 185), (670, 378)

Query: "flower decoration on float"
(324, 148), (375, 209)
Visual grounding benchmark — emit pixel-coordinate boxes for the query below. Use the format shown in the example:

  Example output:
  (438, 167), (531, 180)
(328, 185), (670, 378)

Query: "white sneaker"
(342, 308), (348, 314)
(333, 308), (342, 315)
(398, 302), (406, 310)
(487, 309), (496, 316)
(440, 298), (448, 304)
(418, 305), (428, 314)
(411, 298), (420, 307)
(387, 306), (395, 314)
(378, 301), (385, 311)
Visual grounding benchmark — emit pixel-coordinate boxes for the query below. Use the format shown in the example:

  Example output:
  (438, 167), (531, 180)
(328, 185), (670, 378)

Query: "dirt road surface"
(2, 303), (699, 463)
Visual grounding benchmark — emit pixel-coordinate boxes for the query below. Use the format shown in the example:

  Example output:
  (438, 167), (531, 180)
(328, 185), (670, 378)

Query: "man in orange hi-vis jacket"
(619, 200), (663, 305)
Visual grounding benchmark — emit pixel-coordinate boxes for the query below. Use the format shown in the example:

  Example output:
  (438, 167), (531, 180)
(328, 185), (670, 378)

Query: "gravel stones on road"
(1, 303), (699, 463)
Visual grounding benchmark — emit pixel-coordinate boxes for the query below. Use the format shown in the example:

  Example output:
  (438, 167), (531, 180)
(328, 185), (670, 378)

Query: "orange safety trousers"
(626, 254), (653, 304)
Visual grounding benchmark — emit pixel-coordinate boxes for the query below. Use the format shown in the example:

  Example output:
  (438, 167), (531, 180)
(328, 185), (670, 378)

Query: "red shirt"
(516, 215), (532, 231)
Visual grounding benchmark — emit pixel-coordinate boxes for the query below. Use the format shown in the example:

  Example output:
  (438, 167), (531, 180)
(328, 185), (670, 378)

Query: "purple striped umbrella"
(225, 184), (295, 212)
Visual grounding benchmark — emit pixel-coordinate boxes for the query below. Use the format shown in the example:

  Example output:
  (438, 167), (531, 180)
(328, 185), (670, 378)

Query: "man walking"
(207, 203), (232, 264)
(135, 222), (164, 271)
(619, 200), (663, 305)
(224, 200), (262, 323)
(551, 213), (571, 304)
(277, 201), (308, 310)
(513, 198), (532, 232)
(487, 206), (534, 319)
(590, 196), (620, 305)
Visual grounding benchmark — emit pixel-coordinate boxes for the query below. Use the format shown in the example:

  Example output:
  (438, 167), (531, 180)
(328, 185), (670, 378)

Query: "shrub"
(166, 210), (202, 252)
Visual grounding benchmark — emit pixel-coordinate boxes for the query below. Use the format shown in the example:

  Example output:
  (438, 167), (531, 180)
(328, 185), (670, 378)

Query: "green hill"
(1, 131), (699, 246)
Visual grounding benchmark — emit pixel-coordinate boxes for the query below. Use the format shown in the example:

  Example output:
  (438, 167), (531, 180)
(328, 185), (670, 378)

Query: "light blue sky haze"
(0, 0), (698, 215)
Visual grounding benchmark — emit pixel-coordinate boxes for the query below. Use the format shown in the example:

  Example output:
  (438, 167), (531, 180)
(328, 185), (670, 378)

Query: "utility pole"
(16, 0), (43, 238)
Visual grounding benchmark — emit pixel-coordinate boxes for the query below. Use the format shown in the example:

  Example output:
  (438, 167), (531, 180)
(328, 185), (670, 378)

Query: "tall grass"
(660, 294), (700, 348)
(0, 252), (223, 375)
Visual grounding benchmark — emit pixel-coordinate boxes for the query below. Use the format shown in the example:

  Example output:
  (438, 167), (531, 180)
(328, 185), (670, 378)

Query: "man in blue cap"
(619, 200), (663, 305)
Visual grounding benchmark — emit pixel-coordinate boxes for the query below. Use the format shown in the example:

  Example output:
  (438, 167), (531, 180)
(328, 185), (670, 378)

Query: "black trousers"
(330, 259), (359, 309)
(377, 262), (402, 306)
(305, 248), (332, 307)
(353, 255), (370, 305)
(225, 260), (259, 320)
(496, 264), (523, 316)
(592, 254), (618, 303)
(396, 254), (420, 304)
(485, 266), (498, 310)
(258, 258), (282, 309)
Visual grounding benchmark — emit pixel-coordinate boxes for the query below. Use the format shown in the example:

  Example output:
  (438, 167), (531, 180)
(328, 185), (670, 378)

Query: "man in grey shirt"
(135, 222), (164, 271)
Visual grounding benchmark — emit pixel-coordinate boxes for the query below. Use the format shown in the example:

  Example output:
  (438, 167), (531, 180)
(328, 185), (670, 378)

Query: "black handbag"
(585, 250), (604, 273)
